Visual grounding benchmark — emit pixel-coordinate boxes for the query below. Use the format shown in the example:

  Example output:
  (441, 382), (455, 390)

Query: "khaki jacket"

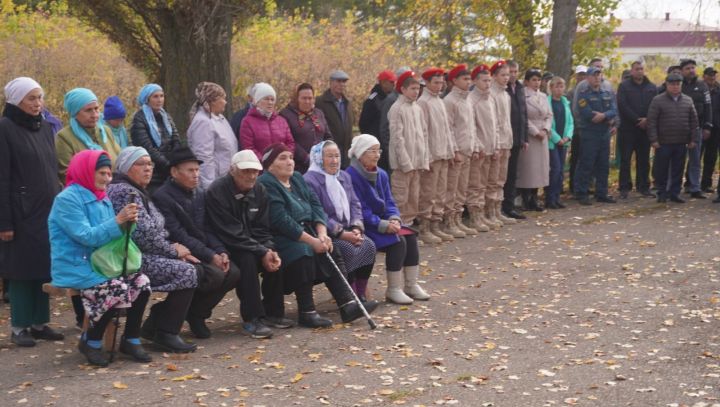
(443, 87), (477, 155)
(417, 90), (457, 161)
(388, 94), (430, 172)
(490, 81), (513, 149)
(469, 88), (498, 154)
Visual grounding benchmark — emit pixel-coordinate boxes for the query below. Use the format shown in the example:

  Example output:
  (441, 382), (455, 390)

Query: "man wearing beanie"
(317, 70), (354, 168)
(102, 96), (129, 148)
(416, 67), (458, 243)
(443, 64), (479, 236)
(467, 64), (498, 232)
(359, 70), (397, 142)
(388, 71), (430, 229)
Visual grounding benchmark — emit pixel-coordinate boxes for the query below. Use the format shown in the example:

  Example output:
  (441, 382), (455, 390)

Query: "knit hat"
(116, 146), (150, 175)
(4, 77), (42, 106)
(103, 96), (126, 120)
(252, 82), (276, 102)
(261, 143), (292, 170)
(471, 65), (490, 80)
(95, 154), (112, 170)
(232, 150), (263, 171)
(347, 134), (380, 159)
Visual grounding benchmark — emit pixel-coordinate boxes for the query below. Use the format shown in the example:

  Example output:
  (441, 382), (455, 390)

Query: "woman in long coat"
(516, 69), (553, 211)
(280, 83), (332, 173)
(0, 77), (64, 347)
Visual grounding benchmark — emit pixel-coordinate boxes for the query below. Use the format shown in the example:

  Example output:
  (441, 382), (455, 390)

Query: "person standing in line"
(316, 70), (354, 169)
(359, 70), (397, 139)
(502, 60), (529, 220)
(679, 59), (713, 199)
(545, 76), (574, 209)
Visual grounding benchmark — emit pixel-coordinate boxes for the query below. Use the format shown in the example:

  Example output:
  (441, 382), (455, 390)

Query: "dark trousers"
(227, 252), (267, 322)
(568, 129), (581, 192)
(380, 234), (420, 271)
(502, 145), (521, 212)
(545, 145), (566, 204)
(573, 131), (610, 198)
(653, 143), (687, 198)
(702, 129), (720, 190)
(87, 290), (149, 341)
(150, 288), (194, 335)
(618, 128), (651, 192)
(8, 279), (49, 328)
(187, 261), (242, 321)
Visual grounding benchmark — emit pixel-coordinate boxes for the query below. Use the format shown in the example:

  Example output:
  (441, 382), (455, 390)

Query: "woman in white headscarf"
(0, 77), (64, 347)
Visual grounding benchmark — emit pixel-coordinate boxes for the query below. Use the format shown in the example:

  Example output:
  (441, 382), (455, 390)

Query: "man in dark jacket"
(616, 60), (657, 198)
(205, 150), (290, 333)
(502, 60), (529, 219)
(377, 67), (412, 174)
(317, 70), (354, 168)
(229, 84), (254, 142)
(680, 59), (713, 198)
(154, 147), (272, 339)
(648, 73), (699, 203)
(359, 70), (396, 139)
(700, 67), (720, 197)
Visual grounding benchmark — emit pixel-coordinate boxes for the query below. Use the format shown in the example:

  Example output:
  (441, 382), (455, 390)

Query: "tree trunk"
(504, 0), (536, 69)
(157, 7), (234, 138)
(546, 0), (580, 81)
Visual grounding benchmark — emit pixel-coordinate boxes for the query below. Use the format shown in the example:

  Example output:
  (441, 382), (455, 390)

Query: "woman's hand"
(310, 237), (328, 253)
(340, 230), (364, 246)
(318, 234), (333, 253)
(174, 242), (191, 259)
(116, 203), (138, 225)
(386, 219), (402, 234)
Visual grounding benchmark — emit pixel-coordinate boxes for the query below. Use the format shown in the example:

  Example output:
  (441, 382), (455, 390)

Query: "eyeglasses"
(133, 161), (155, 168)
(366, 149), (382, 155)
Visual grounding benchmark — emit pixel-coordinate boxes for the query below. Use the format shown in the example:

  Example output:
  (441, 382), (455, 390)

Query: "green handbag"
(90, 225), (142, 279)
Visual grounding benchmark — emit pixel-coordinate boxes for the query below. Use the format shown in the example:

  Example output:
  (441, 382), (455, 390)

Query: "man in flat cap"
(647, 73), (699, 203)
(679, 59), (713, 198)
(317, 70), (354, 168)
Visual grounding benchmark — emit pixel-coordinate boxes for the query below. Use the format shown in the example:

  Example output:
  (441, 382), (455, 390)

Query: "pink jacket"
(239, 107), (295, 159)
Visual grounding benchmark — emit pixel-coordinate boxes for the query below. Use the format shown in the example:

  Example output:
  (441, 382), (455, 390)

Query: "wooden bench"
(42, 283), (121, 351)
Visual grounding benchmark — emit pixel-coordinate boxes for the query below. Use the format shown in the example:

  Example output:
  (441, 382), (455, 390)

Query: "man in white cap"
(317, 70), (354, 168)
(205, 150), (289, 337)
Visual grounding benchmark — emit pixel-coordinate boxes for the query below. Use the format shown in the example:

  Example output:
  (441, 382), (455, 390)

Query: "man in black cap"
(679, 59), (713, 198)
(647, 73), (699, 203)
(153, 147), (273, 339)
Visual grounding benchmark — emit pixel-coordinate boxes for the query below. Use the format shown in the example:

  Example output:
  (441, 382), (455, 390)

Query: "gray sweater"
(647, 92), (699, 145)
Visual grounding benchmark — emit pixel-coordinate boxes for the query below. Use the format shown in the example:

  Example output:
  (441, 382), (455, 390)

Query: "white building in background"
(613, 13), (720, 65)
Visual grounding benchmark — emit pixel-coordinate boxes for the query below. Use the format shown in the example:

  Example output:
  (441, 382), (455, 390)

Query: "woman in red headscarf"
(48, 150), (151, 367)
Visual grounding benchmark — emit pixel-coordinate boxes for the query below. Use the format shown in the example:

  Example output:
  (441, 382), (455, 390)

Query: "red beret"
(377, 70), (397, 82)
(396, 70), (416, 93)
(447, 64), (469, 82)
(421, 67), (445, 81)
(471, 64), (491, 80)
(490, 60), (507, 75)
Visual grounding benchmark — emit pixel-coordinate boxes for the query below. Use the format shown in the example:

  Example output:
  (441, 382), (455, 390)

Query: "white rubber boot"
(385, 270), (414, 304)
(403, 266), (430, 301)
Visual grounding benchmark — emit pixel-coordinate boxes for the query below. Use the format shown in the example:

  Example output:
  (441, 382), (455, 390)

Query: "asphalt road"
(1, 194), (719, 407)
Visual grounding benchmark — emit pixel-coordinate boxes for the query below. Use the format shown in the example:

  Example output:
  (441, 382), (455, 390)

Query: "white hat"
(348, 134), (381, 159)
(4, 77), (42, 106)
(575, 65), (588, 74)
(252, 82), (276, 102)
(232, 150), (263, 171)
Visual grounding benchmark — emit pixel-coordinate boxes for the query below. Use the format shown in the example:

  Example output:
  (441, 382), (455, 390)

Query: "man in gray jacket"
(647, 73), (699, 203)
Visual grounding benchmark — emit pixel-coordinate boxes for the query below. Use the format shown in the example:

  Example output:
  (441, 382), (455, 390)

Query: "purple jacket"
(239, 107), (295, 160)
(303, 170), (363, 237)
(280, 106), (332, 173)
(346, 165), (401, 249)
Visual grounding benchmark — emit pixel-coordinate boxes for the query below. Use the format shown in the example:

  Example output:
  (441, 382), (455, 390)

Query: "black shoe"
(78, 338), (109, 367)
(241, 320), (273, 339)
(702, 187), (714, 193)
(152, 332), (197, 353)
(555, 201), (566, 209)
(119, 338), (152, 362)
(596, 196), (616, 203)
(657, 196), (667, 203)
(503, 209), (526, 220)
(298, 311), (333, 328)
(577, 197), (592, 206)
(340, 300), (377, 323)
(713, 196), (720, 203)
(11, 329), (36, 347)
(619, 191), (629, 199)
(260, 316), (295, 329)
(639, 190), (656, 198)
(186, 317), (211, 339)
(670, 195), (686, 203)
(546, 202), (560, 209)
(30, 325), (64, 341)
(361, 299), (380, 312)
(690, 192), (707, 199)
(140, 315), (155, 340)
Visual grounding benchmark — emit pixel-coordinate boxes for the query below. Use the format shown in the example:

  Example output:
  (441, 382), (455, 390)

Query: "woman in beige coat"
(516, 69), (552, 211)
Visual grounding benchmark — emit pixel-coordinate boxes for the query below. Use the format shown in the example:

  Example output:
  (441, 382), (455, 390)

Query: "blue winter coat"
(48, 184), (123, 289)
(346, 165), (401, 249)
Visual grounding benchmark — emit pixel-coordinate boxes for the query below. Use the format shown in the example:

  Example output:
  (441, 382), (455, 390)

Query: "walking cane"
(108, 191), (138, 362)
(323, 251), (377, 330)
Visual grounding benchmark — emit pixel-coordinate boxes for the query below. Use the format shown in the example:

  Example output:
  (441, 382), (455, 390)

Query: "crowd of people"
(0, 55), (717, 366)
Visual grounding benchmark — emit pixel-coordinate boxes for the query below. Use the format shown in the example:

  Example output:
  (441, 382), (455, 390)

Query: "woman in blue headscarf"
(129, 84), (181, 192)
(56, 88), (121, 184)
(101, 96), (129, 148)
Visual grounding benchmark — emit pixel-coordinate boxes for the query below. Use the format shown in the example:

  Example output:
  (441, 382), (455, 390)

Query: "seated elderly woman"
(346, 134), (430, 305)
(258, 143), (377, 328)
(56, 88), (122, 184)
(48, 150), (151, 367)
(303, 141), (378, 304)
(107, 147), (198, 353)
